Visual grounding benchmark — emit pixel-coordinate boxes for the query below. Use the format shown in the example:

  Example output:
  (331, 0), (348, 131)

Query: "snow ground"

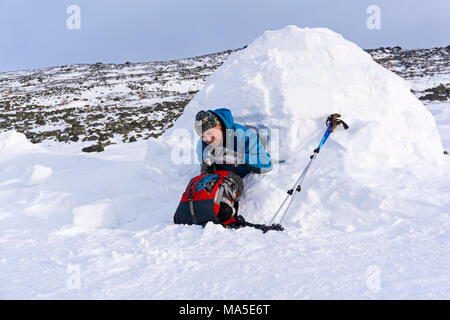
(0, 26), (449, 300)
(0, 120), (448, 299)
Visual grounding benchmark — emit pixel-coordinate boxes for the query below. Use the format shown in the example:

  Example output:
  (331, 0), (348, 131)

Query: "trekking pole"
(268, 114), (349, 226)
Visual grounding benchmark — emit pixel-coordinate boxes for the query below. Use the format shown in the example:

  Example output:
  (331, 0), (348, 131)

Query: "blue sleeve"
(244, 130), (272, 174)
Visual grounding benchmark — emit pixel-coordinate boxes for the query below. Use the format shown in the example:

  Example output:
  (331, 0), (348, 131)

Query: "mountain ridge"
(0, 46), (448, 152)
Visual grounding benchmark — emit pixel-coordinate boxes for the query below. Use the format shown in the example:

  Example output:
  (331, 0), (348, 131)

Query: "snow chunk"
(0, 131), (45, 161)
(29, 165), (53, 183)
(72, 199), (117, 229)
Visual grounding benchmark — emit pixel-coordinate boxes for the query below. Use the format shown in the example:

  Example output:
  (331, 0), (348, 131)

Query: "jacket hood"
(208, 108), (235, 130)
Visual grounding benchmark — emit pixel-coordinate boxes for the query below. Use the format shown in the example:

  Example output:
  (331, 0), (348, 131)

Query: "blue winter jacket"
(196, 108), (272, 178)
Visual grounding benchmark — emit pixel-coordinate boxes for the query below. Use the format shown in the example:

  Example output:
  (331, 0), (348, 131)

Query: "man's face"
(201, 125), (223, 147)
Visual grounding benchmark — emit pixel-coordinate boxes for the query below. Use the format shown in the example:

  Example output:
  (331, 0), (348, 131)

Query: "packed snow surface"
(1, 26), (449, 299)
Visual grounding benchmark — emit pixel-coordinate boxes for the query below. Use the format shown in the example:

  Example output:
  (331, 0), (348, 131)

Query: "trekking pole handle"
(327, 113), (349, 132)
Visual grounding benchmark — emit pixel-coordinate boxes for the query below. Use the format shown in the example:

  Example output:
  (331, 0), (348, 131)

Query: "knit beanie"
(194, 110), (221, 135)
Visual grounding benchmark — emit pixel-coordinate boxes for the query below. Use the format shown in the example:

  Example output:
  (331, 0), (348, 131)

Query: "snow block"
(0, 131), (45, 162)
(72, 199), (117, 229)
(29, 165), (53, 184)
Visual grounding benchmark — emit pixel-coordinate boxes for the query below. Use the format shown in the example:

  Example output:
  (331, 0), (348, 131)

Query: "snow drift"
(0, 131), (46, 162)
(144, 25), (445, 231)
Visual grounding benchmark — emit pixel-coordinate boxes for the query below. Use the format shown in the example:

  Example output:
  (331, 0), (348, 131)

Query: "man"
(195, 108), (272, 179)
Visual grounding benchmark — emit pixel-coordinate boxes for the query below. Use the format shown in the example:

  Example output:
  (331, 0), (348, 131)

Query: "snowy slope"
(0, 50), (235, 152)
(0, 26), (449, 299)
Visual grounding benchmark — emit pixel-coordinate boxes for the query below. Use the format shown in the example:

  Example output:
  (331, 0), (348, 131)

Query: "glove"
(200, 161), (215, 174)
(210, 146), (245, 166)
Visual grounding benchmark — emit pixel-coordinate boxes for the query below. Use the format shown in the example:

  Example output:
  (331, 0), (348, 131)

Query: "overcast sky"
(1, 0), (449, 72)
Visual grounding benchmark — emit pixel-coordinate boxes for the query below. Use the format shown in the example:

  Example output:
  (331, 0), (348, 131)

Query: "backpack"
(174, 170), (244, 226)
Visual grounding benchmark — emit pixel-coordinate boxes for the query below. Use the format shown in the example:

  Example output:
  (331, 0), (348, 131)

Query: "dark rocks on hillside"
(82, 144), (104, 153)
(419, 83), (449, 102)
(1, 46), (448, 152)
(419, 93), (447, 102)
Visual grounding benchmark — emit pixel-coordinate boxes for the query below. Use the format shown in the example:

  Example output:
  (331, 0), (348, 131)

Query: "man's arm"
(207, 131), (272, 174)
(243, 130), (272, 174)
(200, 161), (216, 174)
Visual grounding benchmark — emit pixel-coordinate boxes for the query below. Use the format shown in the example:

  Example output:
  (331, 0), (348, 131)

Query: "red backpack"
(174, 170), (244, 226)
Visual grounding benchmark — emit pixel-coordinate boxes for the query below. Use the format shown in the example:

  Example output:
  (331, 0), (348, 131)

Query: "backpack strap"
(226, 172), (244, 196)
(213, 178), (238, 220)
(220, 197), (236, 216)
(227, 215), (284, 233)
(214, 184), (225, 205)
(187, 180), (197, 224)
(222, 177), (238, 202)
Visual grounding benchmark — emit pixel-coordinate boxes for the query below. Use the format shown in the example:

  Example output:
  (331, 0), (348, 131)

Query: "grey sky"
(1, 0), (449, 72)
